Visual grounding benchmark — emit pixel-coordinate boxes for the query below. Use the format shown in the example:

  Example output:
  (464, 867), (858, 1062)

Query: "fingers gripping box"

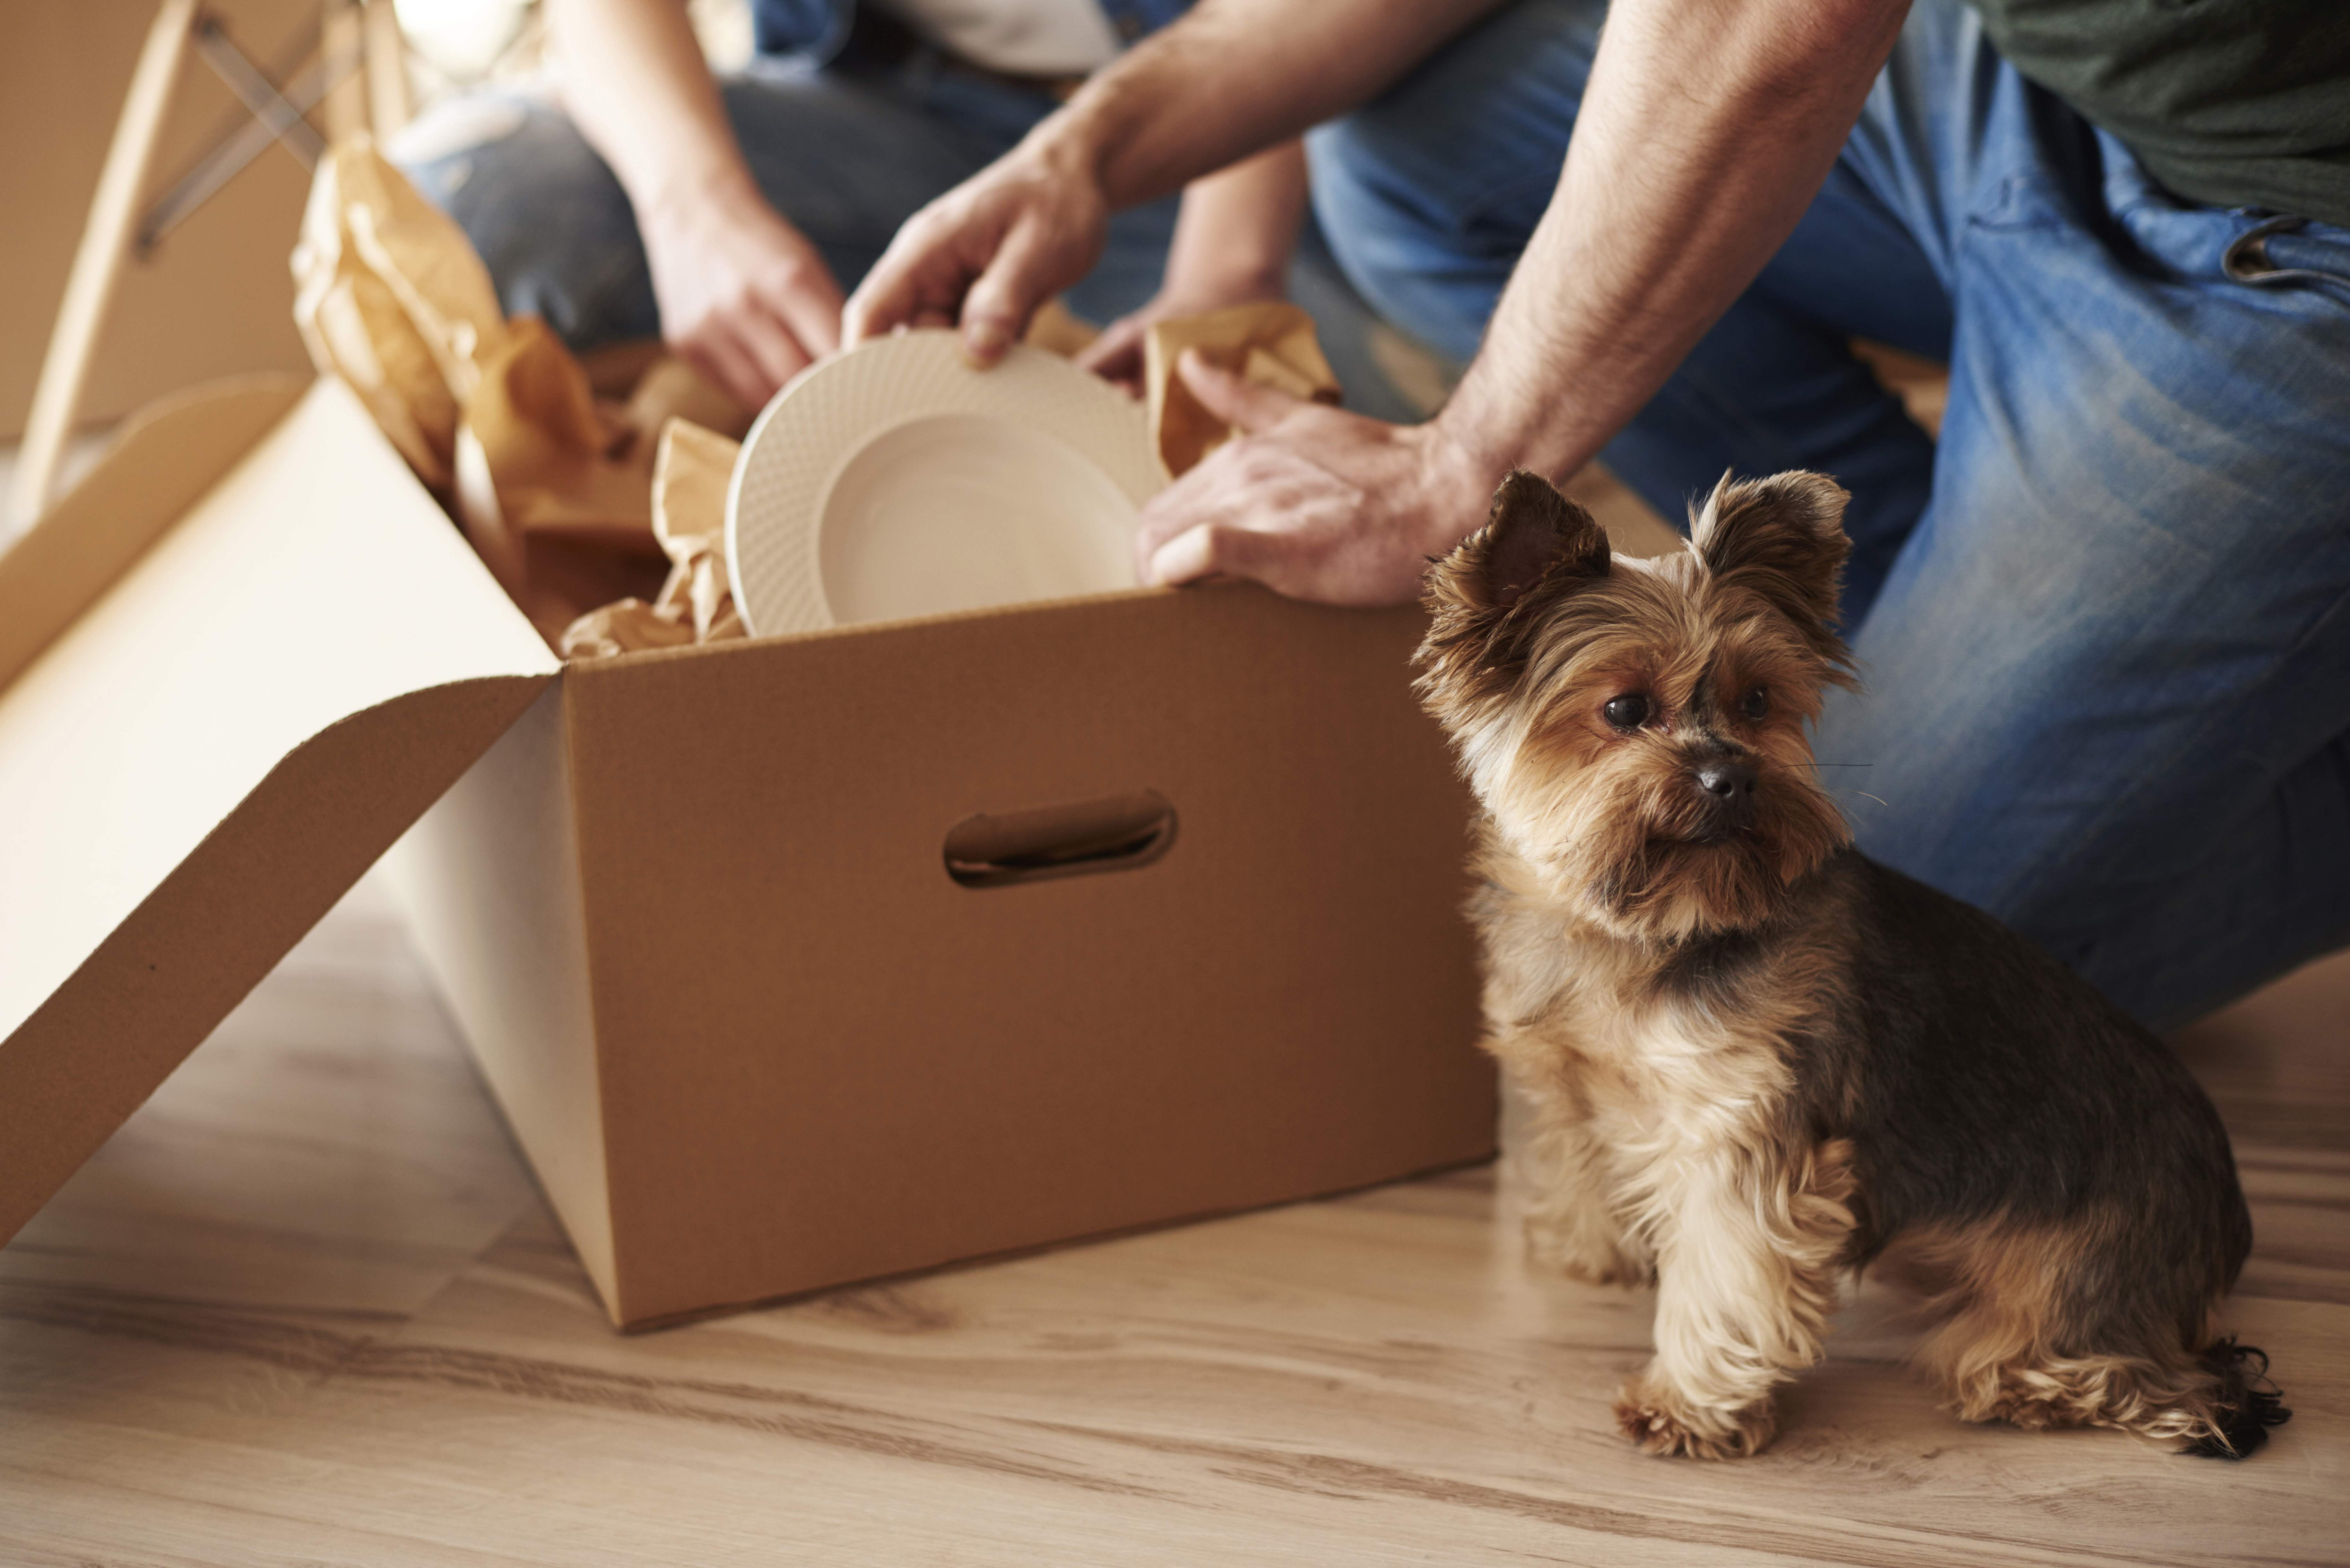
(0, 376), (1495, 1327)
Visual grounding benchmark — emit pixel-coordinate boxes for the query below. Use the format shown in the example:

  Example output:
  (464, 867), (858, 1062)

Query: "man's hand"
(841, 1), (1484, 364)
(843, 137), (1110, 367)
(639, 189), (844, 409)
(1134, 352), (1497, 605)
(547, 0), (849, 406)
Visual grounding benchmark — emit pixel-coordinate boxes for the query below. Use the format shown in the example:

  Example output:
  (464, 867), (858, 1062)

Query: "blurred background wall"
(0, 0), (321, 440)
(0, 0), (596, 446)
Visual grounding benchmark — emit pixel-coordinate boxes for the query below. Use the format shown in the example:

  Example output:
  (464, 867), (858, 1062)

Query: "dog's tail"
(2184, 1338), (2291, 1459)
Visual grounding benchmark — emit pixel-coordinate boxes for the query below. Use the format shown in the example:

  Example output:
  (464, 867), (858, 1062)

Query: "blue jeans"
(1308, 0), (2350, 1030)
(389, 53), (1419, 422)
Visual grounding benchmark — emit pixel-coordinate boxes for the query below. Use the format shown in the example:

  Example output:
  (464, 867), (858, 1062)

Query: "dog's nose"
(1693, 758), (1756, 817)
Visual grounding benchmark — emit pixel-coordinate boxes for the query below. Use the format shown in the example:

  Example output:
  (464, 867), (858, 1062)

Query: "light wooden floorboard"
(3, 873), (2345, 1565)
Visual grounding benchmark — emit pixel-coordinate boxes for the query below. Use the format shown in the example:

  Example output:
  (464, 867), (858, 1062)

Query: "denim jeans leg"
(391, 92), (662, 347)
(1286, 221), (1427, 426)
(1303, 0), (1596, 368)
(2075, 736), (2350, 1029)
(722, 64), (1029, 289)
(1816, 52), (2350, 1026)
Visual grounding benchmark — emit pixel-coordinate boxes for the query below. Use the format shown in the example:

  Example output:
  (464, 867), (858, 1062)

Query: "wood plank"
(1, 877), (2343, 1565)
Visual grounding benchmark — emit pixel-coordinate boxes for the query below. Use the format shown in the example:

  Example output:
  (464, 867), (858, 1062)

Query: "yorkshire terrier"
(1415, 470), (2287, 1460)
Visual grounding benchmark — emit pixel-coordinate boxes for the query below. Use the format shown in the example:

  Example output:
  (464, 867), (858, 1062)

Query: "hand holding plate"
(844, 136), (1110, 368)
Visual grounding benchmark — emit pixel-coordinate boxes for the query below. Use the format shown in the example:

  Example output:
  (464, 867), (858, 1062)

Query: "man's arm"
(1059, 0), (1500, 209)
(549, 0), (842, 406)
(1131, 0), (1912, 602)
(842, 0), (1500, 361)
(1441, 0), (1910, 489)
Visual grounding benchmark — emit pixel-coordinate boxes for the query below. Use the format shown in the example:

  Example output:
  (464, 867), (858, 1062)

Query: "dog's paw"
(1612, 1378), (1774, 1460)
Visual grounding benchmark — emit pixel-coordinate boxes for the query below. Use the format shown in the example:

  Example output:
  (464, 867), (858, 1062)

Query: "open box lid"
(0, 374), (559, 1247)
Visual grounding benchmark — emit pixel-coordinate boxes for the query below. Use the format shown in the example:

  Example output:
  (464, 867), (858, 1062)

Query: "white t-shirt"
(869, 0), (1121, 75)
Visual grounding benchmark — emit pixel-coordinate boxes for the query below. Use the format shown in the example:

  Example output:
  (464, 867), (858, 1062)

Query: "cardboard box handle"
(944, 790), (1176, 889)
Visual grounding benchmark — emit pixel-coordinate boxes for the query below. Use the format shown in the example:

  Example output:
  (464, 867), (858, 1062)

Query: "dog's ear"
(1416, 472), (1611, 720)
(1692, 471), (1850, 664)
(1426, 470), (1610, 618)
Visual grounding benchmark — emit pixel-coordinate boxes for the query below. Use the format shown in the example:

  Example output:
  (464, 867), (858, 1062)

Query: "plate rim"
(723, 331), (1164, 639)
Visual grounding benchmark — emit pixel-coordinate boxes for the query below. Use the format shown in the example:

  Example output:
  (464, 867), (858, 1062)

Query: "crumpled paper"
(559, 420), (747, 658)
(292, 136), (750, 643)
(460, 316), (670, 549)
(1143, 301), (1341, 479)
(291, 132), (504, 490)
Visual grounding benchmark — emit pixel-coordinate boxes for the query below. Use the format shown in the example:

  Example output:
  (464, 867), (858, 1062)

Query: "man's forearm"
(1052, 0), (1502, 208)
(1441, 0), (1909, 490)
(548, 0), (753, 216)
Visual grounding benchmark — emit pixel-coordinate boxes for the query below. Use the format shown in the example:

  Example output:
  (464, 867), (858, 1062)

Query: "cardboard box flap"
(0, 376), (559, 1245)
(0, 374), (311, 692)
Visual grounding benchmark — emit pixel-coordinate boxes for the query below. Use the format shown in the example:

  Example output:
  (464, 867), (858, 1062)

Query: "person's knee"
(394, 94), (560, 226)
(1305, 0), (1603, 362)
(388, 92), (652, 344)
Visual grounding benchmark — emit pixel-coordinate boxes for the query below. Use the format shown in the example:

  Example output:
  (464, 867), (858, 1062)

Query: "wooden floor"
(2, 874), (2343, 1566)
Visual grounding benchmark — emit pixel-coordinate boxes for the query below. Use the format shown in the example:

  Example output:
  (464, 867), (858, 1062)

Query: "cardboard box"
(0, 374), (1495, 1327)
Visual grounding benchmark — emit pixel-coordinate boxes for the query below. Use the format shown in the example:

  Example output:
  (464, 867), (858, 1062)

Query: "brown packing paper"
(294, 138), (754, 644)
(449, 370), (667, 644)
(290, 134), (504, 490)
(623, 352), (757, 444)
(458, 316), (661, 551)
(560, 420), (747, 659)
(455, 330), (757, 642)
(1144, 301), (1341, 479)
(650, 420), (746, 643)
(1023, 297), (1102, 359)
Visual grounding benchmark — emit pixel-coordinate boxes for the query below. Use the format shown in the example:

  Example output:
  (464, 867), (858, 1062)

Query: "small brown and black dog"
(1415, 469), (2287, 1460)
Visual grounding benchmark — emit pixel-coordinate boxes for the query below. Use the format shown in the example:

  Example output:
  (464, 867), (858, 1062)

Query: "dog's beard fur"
(1417, 470), (1855, 944)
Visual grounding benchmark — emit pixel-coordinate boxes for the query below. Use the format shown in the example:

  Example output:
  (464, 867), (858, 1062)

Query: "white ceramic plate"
(724, 331), (1165, 637)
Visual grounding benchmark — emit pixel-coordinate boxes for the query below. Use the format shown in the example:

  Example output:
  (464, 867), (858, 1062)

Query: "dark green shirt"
(1969, 0), (2350, 227)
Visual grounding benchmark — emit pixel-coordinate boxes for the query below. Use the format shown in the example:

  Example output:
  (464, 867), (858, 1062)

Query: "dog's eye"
(1741, 687), (1770, 721)
(1603, 694), (1651, 731)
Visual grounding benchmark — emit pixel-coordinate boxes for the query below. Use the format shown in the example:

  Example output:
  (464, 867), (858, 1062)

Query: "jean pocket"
(1962, 94), (2107, 235)
(1967, 169), (2073, 233)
